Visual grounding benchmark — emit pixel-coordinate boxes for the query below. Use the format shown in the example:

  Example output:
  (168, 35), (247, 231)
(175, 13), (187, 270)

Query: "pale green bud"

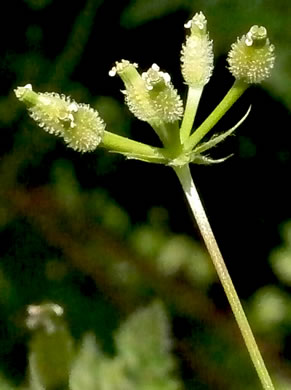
(109, 60), (183, 124)
(14, 84), (105, 152)
(181, 12), (214, 87)
(26, 303), (74, 390)
(26, 303), (64, 333)
(227, 25), (275, 83)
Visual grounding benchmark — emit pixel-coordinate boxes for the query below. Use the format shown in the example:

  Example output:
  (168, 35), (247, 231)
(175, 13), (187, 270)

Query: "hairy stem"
(174, 164), (275, 390)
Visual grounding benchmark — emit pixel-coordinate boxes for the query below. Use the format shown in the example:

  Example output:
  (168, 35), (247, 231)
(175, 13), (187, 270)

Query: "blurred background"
(0, 0), (291, 389)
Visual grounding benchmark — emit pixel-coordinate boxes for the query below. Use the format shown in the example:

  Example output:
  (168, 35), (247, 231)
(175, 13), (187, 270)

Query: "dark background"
(0, 0), (291, 389)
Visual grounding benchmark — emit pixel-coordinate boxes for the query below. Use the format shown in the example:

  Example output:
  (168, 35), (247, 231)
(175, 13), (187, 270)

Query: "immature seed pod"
(142, 63), (183, 123)
(227, 25), (275, 83)
(109, 60), (156, 122)
(109, 60), (183, 124)
(61, 103), (105, 152)
(181, 12), (214, 87)
(14, 84), (105, 152)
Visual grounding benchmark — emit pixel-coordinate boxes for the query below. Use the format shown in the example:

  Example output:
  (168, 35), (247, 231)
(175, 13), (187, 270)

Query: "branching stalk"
(183, 80), (248, 151)
(174, 164), (275, 390)
(101, 131), (170, 164)
(180, 86), (203, 143)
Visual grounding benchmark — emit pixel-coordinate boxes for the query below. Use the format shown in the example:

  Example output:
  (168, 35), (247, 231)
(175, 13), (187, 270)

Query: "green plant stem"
(101, 131), (170, 164)
(180, 86), (203, 144)
(174, 164), (275, 390)
(184, 80), (248, 151)
(49, 0), (102, 85)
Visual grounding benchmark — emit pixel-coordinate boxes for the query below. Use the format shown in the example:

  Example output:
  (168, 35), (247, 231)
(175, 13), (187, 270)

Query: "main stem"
(174, 164), (275, 390)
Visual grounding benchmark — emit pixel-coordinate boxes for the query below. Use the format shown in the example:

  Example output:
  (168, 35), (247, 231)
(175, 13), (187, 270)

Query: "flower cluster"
(14, 12), (275, 164)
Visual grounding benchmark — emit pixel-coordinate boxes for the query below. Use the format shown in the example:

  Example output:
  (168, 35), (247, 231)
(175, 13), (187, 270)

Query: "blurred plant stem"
(174, 164), (275, 390)
(48, 0), (102, 86)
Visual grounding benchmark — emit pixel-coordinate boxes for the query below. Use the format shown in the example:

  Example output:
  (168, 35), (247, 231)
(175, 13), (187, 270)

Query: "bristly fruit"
(181, 12), (214, 87)
(109, 61), (183, 124)
(14, 84), (105, 152)
(227, 25), (275, 83)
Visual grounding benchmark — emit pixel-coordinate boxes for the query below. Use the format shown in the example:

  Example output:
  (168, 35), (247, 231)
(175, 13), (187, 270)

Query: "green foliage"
(24, 0), (53, 10)
(270, 221), (291, 286)
(0, 375), (14, 390)
(248, 221), (291, 339)
(70, 334), (130, 390)
(70, 302), (181, 390)
(20, 302), (180, 390)
(0, 302), (181, 390)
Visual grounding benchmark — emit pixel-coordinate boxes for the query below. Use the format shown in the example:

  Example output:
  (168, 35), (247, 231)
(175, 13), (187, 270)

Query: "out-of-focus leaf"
(70, 334), (134, 390)
(115, 301), (181, 390)
(121, 0), (183, 28)
(23, 0), (53, 10)
(0, 374), (16, 390)
(248, 285), (291, 336)
(70, 302), (181, 390)
(69, 334), (129, 390)
(270, 220), (291, 286)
